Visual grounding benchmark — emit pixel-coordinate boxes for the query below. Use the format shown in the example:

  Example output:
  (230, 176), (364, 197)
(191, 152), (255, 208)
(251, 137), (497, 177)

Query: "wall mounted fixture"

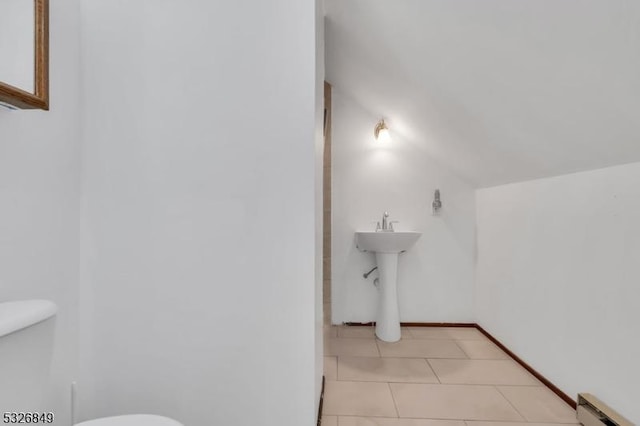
(374, 118), (391, 142)
(432, 189), (442, 215)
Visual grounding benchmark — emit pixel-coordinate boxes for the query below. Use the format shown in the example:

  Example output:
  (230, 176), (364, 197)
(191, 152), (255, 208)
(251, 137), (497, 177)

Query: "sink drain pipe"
(363, 266), (378, 278)
(363, 266), (380, 288)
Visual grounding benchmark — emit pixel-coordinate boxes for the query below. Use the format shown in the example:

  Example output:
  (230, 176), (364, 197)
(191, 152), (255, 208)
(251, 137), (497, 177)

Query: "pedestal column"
(375, 252), (401, 342)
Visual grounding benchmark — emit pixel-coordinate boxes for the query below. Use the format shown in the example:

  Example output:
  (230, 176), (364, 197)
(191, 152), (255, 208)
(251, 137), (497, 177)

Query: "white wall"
(79, 1), (318, 425)
(314, 0), (325, 413)
(331, 89), (476, 324)
(325, 0), (640, 188)
(0, 0), (81, 422)
(476, 162), (640, 423)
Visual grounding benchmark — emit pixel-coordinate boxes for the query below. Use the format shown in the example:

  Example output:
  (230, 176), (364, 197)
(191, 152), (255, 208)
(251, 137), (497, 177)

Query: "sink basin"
(355, 231), (422, 253)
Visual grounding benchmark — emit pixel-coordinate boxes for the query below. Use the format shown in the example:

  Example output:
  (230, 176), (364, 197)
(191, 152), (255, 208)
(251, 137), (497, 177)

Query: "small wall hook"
(432, 189), (442, 214)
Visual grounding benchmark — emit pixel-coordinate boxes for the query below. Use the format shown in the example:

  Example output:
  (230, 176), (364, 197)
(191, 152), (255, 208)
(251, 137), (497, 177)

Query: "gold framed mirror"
(0, 0), (49, 110)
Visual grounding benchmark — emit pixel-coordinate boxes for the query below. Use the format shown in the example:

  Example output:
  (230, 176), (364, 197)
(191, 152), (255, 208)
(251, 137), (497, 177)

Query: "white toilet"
(76, 415), (182, 426)
(0, 300), (183, 426)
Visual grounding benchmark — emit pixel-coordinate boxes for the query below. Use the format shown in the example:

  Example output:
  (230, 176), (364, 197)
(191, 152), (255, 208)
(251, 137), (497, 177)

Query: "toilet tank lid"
(76, 415), (183, 426)
(0, 300), (57, 338)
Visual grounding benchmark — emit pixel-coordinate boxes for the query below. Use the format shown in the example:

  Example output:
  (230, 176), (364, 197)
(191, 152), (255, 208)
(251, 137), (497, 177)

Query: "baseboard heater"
(577, 394), (633, 426)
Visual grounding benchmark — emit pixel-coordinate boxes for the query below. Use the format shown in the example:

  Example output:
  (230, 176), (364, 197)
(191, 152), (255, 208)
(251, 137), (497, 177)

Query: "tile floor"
(322, 325), (578, 426)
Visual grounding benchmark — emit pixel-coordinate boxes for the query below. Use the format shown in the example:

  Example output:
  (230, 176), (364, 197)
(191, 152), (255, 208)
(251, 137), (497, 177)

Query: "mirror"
(0, 0), (48, 110)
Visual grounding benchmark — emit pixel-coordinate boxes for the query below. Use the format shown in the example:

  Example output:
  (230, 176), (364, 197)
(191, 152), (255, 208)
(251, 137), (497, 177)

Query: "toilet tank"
(0, 300), (57, 413)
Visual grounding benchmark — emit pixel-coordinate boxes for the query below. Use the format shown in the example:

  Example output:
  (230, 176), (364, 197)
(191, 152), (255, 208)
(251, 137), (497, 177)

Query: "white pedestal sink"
(355, 231), (422, 342)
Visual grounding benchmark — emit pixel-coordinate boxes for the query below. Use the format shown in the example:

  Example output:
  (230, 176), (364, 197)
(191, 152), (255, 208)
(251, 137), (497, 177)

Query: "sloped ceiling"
(325, 0), (640, 187)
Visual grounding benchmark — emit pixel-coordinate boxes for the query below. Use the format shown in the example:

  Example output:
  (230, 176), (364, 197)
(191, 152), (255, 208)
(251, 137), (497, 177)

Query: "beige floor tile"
(400, 328), (413, 339)
(337, 326), (413, 339)
(408, 327), (486, 340)
(428, 359), (541, 385)
(338, 357), (439, 383)
(467, 422), (579, 426)
(325, 326), (338, 338)
(338, 326), (377, 339)
(390, 383), (524, 420)
(497, 386), (577, 423)
(325, 356), (338, 380)
(339, 418), (465, 426)
(378, 339), (467, 358)
(327, 338), (380, 357)
(455, 340), (509, 359)
(322, 416), (338, 426)
(323, 381), (397, 417)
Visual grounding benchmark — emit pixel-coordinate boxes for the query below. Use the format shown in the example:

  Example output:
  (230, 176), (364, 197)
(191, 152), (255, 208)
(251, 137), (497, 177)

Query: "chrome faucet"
(376, 212), (398, 232)
(382, 212), (389, 231)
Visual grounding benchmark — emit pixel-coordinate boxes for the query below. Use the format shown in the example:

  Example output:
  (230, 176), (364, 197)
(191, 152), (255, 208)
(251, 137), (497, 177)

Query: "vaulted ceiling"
(325, 0), (640, 187)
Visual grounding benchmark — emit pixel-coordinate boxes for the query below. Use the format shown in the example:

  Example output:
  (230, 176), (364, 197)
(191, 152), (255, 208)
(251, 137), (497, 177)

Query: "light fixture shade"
(374, 119), (391, 142)
(377, 127), (391, 143)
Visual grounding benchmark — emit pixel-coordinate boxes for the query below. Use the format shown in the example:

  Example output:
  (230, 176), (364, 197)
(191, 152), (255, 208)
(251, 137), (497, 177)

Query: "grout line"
(387, 382), (401, 418)
(338, 415), (471, 421)
(320, 379), (442, 385)
(328, 380), (542, 388)
(465, 422), (581, 425)
(338, 416), (579, 425)
(495, 385), (528, 422)
(424, 358), (442, 384)
(452, 339), (470, 359)
(337, 414), (557, 423)
(335, 413), (578, 423)
(391, 336), (489, 342)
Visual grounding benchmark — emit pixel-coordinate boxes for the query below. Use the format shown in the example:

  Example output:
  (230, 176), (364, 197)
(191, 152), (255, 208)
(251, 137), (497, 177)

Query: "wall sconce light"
(374, 119), (391, 143)
(432, 189), (442, 215)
